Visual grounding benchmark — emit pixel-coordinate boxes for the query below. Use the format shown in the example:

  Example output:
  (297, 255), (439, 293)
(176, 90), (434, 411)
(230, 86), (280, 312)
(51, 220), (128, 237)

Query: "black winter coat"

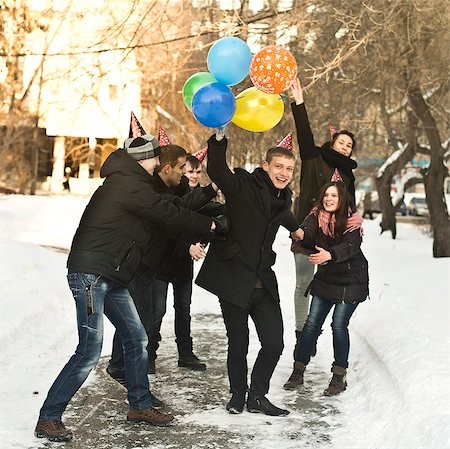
(136, 173), (218, 283)
(195, 135), (299, 308)
(292, 102), (357, 224)
(67, 148), (212, 285)
(300, 214), (369, 304)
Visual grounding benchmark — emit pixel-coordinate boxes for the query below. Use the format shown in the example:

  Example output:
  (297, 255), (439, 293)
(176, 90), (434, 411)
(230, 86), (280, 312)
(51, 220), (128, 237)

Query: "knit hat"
(158, 125), (172, 146)
(124, 134), (161, 160)
(129, 111), (146, 138)
(277, 132), (293, 150)
(193, 147), (207, 162)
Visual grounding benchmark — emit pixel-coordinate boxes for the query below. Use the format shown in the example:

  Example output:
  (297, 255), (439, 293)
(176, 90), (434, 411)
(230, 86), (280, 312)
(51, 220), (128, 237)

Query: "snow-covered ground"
(0, 193), (449, 449)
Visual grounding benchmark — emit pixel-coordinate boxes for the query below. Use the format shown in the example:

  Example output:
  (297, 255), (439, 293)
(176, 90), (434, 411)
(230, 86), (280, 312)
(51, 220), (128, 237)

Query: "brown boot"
(127, 407), (174, 426)
(283, 362), (306, 390)
(34, 419), (73, 442)
(323, 366), (347, 396)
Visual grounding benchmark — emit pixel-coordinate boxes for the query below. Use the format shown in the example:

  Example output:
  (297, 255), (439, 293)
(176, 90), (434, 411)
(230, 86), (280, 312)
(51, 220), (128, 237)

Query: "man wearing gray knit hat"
(35, 116), (223, 442)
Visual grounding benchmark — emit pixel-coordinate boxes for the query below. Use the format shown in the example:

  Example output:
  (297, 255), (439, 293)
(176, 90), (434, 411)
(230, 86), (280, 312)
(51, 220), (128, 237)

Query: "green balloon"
(182, 72), (217, 111)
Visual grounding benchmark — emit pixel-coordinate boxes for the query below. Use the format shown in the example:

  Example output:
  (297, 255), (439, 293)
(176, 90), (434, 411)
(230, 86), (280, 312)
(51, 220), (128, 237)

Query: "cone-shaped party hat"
(277, 132), (293, 150)
(193, 147), (207, 162)
(129, 111), (147, 138)
(329, 124), (339, 138)
(158, 125), (172, 146)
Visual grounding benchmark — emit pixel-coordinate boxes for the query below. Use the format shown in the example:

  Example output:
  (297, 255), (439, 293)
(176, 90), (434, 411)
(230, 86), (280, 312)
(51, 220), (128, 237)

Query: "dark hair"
(265, 147), (295, 163)
(330, 130), (356, 152)
(186, 154), (201, 169)
(316, 181), (350, 241)
(159, 145), (186, 168)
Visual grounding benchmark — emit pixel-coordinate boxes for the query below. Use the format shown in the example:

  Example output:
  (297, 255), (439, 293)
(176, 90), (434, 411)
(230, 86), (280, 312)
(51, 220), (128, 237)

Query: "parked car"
(408, 197), (429, 216)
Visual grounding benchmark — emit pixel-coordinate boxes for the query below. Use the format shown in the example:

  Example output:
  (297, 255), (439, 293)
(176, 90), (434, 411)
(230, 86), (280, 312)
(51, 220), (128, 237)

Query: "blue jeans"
(149, 278), (193, 360)
(109, 276), (154, 372)
(295, 295), (358, 369)
(39, 272), (152, 420)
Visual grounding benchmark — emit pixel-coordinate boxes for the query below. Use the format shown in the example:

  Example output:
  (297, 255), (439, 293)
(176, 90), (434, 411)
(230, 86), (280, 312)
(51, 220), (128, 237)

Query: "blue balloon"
(207, 37), (252, 86)
(192, 82), (236, 128)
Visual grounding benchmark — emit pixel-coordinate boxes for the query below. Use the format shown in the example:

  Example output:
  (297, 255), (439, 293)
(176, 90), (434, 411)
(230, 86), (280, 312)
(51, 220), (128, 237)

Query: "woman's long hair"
(315, 181), (351, 241)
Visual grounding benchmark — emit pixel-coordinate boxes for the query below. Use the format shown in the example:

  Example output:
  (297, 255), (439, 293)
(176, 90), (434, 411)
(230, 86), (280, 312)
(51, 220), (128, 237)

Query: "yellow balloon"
(231, 87), (284, 132)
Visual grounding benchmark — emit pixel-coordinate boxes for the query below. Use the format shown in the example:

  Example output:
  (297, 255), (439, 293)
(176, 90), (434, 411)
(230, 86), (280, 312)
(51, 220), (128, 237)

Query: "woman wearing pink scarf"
(285, 181), (369, 396)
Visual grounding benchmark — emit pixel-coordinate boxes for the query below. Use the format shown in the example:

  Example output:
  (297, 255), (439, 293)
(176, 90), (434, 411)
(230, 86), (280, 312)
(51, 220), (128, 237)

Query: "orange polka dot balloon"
(249, 45), (298, 94)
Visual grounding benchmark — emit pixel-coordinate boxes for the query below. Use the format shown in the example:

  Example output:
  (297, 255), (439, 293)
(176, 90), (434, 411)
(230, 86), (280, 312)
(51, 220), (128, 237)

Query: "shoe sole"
(127, 417), (173, 427)
(283, 382), (303, 390)
(247, 406), (290, 416)
(226, 407), (243, 414)
(35, 431), (72, 442)
(177, 364), (206, 371)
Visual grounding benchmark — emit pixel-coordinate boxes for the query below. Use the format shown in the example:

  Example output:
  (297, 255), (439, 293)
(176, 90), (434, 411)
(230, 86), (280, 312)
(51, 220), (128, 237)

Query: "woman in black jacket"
(284, 181), (368, 396)
(288, 77), (359, 385)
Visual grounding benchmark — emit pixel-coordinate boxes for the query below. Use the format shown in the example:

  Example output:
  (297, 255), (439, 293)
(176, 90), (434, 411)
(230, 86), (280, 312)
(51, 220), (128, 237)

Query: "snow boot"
(283, 361), (306, 390)
(247, 392), (290, 416)
(323, 366), (347, 396)
(226, 391), (247, 414)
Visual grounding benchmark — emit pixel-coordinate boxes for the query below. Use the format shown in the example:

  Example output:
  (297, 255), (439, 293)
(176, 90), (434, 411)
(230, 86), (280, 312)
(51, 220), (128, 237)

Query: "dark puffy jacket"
(300, 213), (369, 304)
(196, 135), (299, 308)
(292, 102), (356, 224)
(67, 148), (212, 285)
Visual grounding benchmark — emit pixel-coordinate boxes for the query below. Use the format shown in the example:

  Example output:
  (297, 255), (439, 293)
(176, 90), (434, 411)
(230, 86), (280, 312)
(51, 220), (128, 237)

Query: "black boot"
(226, 391), (247, 414)
(246, 392), (290, 416)
(178, 353), (206, 371)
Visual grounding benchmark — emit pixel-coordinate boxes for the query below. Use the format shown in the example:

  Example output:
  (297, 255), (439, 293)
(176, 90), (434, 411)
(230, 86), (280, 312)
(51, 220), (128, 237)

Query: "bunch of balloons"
(182, 37), (297, 132)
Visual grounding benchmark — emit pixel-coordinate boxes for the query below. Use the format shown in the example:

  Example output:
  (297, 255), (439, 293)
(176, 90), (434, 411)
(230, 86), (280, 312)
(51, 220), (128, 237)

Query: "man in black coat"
(35, 134), (221, 442)
(196, 131), (302, 417)
(107, 145), (219, 383)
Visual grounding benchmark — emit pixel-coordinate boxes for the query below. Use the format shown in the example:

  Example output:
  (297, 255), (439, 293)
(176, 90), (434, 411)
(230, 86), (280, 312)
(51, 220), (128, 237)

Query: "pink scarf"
(310, 206), (364, 237)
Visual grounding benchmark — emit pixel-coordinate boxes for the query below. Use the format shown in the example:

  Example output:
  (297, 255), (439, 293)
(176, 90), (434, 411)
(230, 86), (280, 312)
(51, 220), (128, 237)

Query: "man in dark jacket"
(107, 145), (219, 381)
(196, 131), (302, 417)
(35, 134), (220, 442)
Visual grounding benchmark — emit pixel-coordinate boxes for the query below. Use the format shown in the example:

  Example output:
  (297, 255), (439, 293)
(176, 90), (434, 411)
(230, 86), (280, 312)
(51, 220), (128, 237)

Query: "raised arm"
(290, 78), (317, 161)
(206, 133), (241, 197)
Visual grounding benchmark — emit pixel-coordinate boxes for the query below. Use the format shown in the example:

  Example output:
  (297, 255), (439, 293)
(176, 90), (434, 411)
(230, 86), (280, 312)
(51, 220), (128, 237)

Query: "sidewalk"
(36, 313), (337, 449)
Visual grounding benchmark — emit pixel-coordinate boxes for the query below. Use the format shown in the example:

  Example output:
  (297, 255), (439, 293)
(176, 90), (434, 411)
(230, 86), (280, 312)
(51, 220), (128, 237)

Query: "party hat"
(129, 111), (146, 138)
(329, 123), (339, 138)
(193, 147), (208, 162)
(158, 125), (172, 146)
(277, 132), (293, 150)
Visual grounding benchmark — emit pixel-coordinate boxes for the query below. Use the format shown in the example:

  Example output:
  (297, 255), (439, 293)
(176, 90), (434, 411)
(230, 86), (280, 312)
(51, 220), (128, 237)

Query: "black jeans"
(220, 288), (284, 396)
(109, 275), (154, 372)
(148, 278), (194, 360)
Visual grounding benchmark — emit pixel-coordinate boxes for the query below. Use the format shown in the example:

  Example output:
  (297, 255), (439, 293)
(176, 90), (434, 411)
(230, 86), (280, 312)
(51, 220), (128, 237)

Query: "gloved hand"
(212, 215), (229, 234)
(205, 215), (229, 241)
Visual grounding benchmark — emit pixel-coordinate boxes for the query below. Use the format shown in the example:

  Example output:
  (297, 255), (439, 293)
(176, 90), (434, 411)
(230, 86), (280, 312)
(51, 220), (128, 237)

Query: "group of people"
(35, 77), (369, 442)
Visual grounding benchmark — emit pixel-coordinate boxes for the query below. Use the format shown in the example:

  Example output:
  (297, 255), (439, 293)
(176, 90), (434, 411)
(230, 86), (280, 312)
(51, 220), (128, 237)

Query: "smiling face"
(164, 156), (186, 187)
(262, 155), (295, 190)
(185, 160), (202, 189)
(332, 133), (354, 157)
(322, 185), (340, 213)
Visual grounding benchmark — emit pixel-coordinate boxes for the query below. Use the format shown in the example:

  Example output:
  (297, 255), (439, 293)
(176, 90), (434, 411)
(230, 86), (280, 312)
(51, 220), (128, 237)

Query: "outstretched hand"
(308, 246), (332, 265)
(215, 125), (227, 141)
(290, 78), (304, 105)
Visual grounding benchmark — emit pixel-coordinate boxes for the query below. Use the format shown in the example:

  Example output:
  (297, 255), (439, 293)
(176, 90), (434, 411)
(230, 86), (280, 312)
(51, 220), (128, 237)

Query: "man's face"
(185, 161), (202, 189)
(139, 156), (160, 175)
(165, 156), (186, 187)
(262, 155), (295, 189)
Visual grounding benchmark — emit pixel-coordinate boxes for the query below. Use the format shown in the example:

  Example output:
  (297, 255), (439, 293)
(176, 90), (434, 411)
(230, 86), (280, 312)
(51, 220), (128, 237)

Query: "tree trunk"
(376, 174), (397, 239)
(408, 87), (450, 257)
